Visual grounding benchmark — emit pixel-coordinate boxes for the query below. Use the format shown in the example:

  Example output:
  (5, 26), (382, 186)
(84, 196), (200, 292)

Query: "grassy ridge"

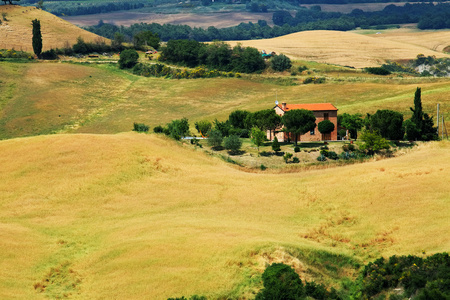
(0, 133), (448, 299)
(0, 5), (107, 51)
(1, 62), (449, 140)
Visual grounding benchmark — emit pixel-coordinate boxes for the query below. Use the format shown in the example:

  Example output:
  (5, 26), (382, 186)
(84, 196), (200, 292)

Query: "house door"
(322, 133), (331, 141)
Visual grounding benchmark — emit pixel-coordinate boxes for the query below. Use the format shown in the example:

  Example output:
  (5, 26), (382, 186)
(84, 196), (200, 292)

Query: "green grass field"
(1, 61), (449, 140)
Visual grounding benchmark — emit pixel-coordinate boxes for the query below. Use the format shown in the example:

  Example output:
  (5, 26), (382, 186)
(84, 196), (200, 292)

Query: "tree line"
(85, 2), (450, 43)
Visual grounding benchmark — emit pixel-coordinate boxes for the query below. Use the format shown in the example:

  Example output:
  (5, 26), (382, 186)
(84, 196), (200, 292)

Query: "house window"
(310, 129), (315, 135)
(324, 113), (329, 120)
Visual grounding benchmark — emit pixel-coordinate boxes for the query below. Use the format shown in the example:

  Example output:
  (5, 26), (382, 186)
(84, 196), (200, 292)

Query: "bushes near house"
(223, 134), (242, 154)
(207, 129), (223, 150)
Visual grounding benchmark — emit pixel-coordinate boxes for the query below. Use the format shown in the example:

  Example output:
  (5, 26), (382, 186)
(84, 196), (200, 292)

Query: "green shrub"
(320, 149), (329, 156)
(153, 125), (164, 133)
(223, 134), (242, 154)
(292, 157), (300, 163)
(365, 67), (391, 75)
(304, 76), (326, 84)
(272, 136), (281, 153)
(271, 54), (292, 72)
(40, 49), (58, 60)
(317, 154), (327, 161)
(283, 152), (293, 163)
(167, 118), (190, 140)
(119, 49), (139, 69)
(207, 129), (223, 149)
(294, 146), (300, 152)
(298, 65), (308, 72)
(133, 123), (149, 132)
(328, 151), (338, 160)
(255, 263), (304, 300)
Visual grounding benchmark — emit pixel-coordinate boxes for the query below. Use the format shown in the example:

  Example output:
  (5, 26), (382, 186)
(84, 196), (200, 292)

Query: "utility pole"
(437, 103), (439, 136)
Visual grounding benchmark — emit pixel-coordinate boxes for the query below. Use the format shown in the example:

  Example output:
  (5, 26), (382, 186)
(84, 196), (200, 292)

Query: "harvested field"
(227, 30), (450, 68)
(62, 11), (274, 28)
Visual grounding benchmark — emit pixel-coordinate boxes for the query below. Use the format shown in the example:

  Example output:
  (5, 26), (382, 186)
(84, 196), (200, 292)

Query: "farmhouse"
(268, 102), (338, 142)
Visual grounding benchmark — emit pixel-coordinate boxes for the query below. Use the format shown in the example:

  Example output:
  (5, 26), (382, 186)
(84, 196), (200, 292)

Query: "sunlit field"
(227, 30), (450, 68)
(0, 133), (448, 299)
(0, 5), (107, 51)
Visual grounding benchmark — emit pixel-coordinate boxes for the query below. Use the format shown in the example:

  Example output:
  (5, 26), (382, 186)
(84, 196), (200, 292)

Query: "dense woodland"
(85, 2), (450, 43)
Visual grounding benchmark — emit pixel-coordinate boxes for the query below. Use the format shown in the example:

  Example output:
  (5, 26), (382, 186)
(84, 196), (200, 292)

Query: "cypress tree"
(410, 87), (423, 132)
(32, 19), (42, 58)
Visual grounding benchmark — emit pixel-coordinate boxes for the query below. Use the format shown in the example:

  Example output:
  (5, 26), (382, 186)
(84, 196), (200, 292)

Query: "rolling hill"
(0, 132), (449, 299)
(0, 5), (107, 52)
(227, 30), (450, 68)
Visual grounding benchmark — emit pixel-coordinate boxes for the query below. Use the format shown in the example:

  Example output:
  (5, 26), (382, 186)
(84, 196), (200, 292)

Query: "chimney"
(282, 102), (286, 110)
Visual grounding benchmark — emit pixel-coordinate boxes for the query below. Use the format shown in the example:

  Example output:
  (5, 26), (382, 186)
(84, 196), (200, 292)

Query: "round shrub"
(317, 154), (327, 162)
(292, 157), (300, 163)
(119, 49), (139, 69)
(294, 146), (300, 153)
(271, 54), (292, 72)
(328, 151), (338, 160)
(153, 125), (164, 133)
(318, 119), (335, 135)
(223, 134), (242, 154)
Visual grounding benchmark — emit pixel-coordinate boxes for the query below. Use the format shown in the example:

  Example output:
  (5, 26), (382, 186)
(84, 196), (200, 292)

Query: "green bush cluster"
(0, 49), (33, 60)
(133, 123), (149, 132)
(132, 63), (240, 79)
(303, 76), (326, 84)
(153, 118), (190, 140)
(357, 253), (450, 299)
(365, 67), (391, 75)
(255, 263), (340, 300)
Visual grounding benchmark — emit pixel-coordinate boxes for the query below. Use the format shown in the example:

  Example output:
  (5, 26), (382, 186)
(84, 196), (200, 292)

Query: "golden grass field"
(227, 30), (450, 68)
(1, 9), (450, 299)
(0, 5), (107, 52)
(0, 133), (448, 299)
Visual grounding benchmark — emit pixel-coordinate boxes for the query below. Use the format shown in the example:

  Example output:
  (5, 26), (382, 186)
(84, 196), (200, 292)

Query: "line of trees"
(85, 2), (450, 43)
(159, 40), (266, 73)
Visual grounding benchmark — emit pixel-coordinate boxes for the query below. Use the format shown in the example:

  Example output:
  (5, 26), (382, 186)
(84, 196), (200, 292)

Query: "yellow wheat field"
(0, 133), (448, 299)
(0, 5), (108, 52)
(227, 30), (450, 68)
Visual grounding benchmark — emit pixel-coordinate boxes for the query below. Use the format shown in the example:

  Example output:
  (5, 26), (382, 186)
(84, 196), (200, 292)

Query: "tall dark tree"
(282, 109), (316, 145)
(408, 87), (438, 141)
(410, 87), (424, 132)
(31, 19), (42, 58)
(367, 109), (404, 140)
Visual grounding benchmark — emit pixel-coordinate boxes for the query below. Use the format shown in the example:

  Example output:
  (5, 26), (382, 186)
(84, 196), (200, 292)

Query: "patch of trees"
(158, 40), (266, 73)
(43, 2), (145, 17)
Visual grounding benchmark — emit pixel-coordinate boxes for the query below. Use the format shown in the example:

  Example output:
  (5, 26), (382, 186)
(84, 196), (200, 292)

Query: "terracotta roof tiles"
(277, 103), (338, 111)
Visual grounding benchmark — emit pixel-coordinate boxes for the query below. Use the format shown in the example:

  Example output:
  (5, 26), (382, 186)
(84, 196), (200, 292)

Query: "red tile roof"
(277, 103), (338, 111)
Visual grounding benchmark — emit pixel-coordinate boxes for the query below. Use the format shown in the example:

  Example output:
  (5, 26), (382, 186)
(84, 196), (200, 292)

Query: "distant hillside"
(227, 30), (450, 68)
(0, 5), (108, 52)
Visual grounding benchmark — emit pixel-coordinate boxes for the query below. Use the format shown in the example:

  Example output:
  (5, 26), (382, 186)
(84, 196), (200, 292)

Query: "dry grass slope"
(0, 133), (449, 299)
(228, 30), (450, 68)
(0, 5), (107, 52)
